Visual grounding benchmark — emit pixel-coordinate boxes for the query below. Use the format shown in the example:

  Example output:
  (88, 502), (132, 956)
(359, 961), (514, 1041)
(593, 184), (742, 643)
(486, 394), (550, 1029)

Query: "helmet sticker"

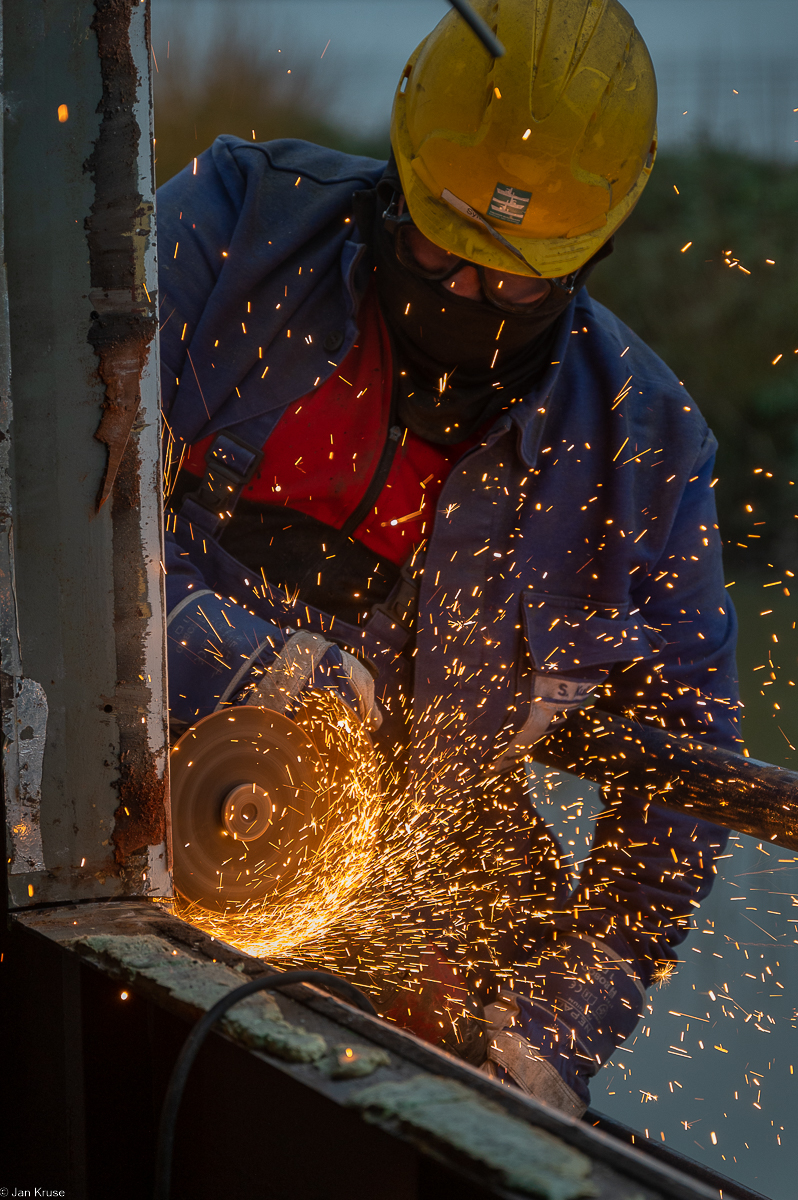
(487, 183), (532, 225)
(439, 187), (539, 271)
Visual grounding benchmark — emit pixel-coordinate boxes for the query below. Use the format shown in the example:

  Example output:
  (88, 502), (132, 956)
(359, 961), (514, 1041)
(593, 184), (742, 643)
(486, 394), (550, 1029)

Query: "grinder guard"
(170, 703), (370, 911)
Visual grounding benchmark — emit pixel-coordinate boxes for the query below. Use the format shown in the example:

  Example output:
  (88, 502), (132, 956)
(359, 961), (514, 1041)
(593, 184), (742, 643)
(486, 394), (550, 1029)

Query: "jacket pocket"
(523, 590), (666, 673)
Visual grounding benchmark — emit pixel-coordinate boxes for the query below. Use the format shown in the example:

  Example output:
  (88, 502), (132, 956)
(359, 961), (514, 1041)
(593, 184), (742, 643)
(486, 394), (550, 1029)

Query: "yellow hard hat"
(390, 0), (657, 279)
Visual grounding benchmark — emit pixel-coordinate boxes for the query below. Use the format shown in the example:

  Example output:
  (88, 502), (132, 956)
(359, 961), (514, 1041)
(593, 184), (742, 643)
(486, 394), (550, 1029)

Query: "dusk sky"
(153, 0), (798, 158)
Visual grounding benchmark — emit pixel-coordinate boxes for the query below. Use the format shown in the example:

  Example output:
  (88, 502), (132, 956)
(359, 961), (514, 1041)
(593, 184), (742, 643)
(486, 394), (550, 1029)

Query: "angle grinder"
(169, 699), (373, 911)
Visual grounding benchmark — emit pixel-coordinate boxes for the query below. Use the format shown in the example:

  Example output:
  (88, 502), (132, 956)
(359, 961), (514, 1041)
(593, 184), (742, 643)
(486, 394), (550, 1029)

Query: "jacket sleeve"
(157, 141), (387, 727)
(164, 531), (368, 727)
(563, 433), (740, 984)
(157, 148), (243, 420)
(163, 529), (290, 724)
(156, 143), (284, 723)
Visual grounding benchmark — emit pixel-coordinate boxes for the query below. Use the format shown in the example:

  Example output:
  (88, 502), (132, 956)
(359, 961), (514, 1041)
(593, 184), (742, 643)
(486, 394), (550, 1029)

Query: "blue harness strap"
(174, 417), (279, 538)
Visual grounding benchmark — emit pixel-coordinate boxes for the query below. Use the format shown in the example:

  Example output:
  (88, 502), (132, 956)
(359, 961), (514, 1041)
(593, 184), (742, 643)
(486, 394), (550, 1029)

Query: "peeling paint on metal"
(70, 934), (328, 1062)
(351, 1075), (596, 1200)
(111, 750), (166, 864)
(147, 839), (170, 895)
(81, 0), (169, 883)
(109, 431), (168, 875)
(93, 334), (154, 509)
(0, 45), (28, 881)
(3, 676), (47, 873)
(86, 0), (157, 510)
(0, 520), (22, 680)
(1, 0), (167, 907)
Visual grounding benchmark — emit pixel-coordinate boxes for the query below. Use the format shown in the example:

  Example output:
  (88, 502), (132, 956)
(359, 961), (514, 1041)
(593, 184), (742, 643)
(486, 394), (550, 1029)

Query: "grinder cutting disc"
(170, 706), (330, 911)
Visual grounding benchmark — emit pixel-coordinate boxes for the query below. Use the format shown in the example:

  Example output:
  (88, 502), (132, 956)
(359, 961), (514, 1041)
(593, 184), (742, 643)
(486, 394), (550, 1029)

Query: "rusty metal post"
(1, 0), (170, 909)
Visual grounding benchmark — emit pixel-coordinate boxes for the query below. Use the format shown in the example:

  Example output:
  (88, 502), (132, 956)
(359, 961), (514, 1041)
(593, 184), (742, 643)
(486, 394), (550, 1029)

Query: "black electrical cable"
(153, 969), (378, 1200)
(447, 0), (506, 57)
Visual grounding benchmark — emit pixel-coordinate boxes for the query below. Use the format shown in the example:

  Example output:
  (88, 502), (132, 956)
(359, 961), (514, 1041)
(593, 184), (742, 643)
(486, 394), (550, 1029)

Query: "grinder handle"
(532, 707), (798, 852)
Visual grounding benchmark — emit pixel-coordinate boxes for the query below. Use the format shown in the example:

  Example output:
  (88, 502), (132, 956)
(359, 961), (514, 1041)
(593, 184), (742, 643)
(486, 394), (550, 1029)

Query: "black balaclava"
(353, 159), (613, 445)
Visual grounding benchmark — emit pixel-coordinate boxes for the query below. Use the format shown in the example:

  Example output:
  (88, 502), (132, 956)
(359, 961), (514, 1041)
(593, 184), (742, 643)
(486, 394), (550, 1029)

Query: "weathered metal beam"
(1, 0), (169, 909)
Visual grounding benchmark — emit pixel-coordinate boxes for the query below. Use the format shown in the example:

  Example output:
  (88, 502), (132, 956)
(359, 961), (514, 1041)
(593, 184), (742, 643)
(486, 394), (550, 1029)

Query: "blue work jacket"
(157, 136), (740, 984)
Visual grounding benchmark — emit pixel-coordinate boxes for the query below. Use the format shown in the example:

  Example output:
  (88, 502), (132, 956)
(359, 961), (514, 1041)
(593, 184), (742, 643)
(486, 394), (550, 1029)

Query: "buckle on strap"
(187, 429), (264, 528)
(370, 544), (427, 634)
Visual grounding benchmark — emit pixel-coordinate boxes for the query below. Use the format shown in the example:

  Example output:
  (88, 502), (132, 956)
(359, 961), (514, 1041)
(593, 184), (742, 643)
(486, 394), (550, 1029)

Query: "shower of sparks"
(157, 218), (798, 1169)
(601, 831), (797, 1160)
(598, 455), (797, 1160)
(172, 691), (392, 959)
(168, 690), (546, 995)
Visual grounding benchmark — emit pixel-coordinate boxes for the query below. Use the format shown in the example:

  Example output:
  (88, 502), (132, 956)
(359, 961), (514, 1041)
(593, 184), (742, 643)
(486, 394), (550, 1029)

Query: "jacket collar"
(507, 294), (580, 469)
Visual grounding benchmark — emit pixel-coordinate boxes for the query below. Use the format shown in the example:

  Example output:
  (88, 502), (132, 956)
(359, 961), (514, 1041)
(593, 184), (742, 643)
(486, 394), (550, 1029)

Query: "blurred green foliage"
(154, 33), (798, 574)
(153, 34), (389, 189)
(732, 578), (797, 767)
(589, 149), (798, 575)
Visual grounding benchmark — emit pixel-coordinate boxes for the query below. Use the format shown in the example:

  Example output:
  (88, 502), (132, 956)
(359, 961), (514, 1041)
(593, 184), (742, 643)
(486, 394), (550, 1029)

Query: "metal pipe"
(534, 707), (798, 851)
(447, 0), (506, 57)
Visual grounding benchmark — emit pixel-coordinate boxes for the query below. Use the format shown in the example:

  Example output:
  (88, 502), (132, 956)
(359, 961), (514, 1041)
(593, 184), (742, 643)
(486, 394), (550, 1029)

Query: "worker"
(158, 0), (740, 1117)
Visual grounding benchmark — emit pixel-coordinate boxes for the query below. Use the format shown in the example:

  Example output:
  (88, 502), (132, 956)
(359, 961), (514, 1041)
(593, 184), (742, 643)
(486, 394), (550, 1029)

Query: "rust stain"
(110, 410), (168, 869)
(86, 0), (157, 510)
(94, 337), (152, 508)
(111, 749), (167, 863)
(85, 0), (167, 870)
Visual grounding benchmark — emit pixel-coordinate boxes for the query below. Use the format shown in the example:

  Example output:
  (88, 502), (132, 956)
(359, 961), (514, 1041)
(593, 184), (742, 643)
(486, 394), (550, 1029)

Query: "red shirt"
(181, 290), (475, 566)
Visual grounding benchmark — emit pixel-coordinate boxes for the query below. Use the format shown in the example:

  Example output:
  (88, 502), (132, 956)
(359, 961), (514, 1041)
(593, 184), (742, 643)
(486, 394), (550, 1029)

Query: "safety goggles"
(382, 193), (579, 314)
